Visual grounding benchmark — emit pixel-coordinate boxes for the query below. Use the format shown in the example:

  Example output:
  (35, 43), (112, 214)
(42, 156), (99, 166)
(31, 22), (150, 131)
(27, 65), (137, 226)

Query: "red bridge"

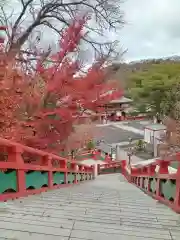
(0, 137), (180, 240)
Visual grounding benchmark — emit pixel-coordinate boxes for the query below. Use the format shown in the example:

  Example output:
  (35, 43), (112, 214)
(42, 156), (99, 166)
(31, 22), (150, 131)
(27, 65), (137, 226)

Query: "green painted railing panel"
(53, 172), (64, 185)
(170, 161), (179, 170)
(67, 172), (75, 183)
(26, 171), (48, 189)
(160, 179), (176, 201)
(0, 170), (17, 193)
(136, 177), (176, 203)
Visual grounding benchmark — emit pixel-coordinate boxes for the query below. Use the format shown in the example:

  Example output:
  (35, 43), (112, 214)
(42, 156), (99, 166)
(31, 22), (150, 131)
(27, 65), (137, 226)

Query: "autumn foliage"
(0, 16), (122, 154)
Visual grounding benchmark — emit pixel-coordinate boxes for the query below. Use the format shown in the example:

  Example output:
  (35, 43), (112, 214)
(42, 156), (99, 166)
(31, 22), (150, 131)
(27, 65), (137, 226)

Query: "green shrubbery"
(86, 140), (95, 151)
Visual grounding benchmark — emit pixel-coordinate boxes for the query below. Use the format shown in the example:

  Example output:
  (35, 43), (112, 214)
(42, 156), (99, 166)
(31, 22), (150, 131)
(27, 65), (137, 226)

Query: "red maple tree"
(0, 16), (122, 154)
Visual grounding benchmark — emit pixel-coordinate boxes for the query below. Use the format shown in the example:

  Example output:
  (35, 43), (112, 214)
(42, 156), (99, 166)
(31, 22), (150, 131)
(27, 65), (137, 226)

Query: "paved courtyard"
(0, 174), (179, 239)
(95, 122), (144, 144)
(94, 120), (152, 163)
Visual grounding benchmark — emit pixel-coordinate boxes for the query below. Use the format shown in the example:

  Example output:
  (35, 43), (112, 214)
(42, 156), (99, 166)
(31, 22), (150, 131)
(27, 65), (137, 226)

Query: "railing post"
(156, 177), (161, 199)
(93, 149), (99, 160)
(59, 159), (67, 184)
(91, 164), (97, 179)
(92, 149), (97, 160)
(121, 160), (126, 175)
(79, 165), (83, 181)
(155, 160), (169, 199)
(148, 165), (156, 175)
(85, 166), (89, 180)
(105, 154), (108, 162)
(46, 156), (53, 189)
(174, 177), (180, 211)
(156, 159), (169, 174)
(109, 154), (112, 162)
(174, 163), (180, 211)
(71, 162), (77, 183)
(97, 164), (100, 175)
(97, 150), (101, 160)
(8, 146), (26, 195)
(64, 160), (68, 184)
(146, 164), (156, 193)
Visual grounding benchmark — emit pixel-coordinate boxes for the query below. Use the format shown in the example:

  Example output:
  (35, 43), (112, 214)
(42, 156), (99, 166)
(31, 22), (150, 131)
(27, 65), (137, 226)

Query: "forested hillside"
(109, 56), (180, 115)
(109, 56), (180, 87)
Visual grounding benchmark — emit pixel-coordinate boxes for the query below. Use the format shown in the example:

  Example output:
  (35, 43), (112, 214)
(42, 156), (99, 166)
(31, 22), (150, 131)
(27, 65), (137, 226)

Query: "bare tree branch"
(1, 0), (124, 60)
(12, 0), (34, 39)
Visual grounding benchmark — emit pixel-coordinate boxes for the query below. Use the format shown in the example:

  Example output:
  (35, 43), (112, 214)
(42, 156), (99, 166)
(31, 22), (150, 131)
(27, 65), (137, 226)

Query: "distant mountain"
(129, 55), (180, 64)
(107, 55), (180, 88)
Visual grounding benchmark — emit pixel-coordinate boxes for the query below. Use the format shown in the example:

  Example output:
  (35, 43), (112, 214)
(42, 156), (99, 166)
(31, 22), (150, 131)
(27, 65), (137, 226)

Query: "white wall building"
(144, 124), (166, 157)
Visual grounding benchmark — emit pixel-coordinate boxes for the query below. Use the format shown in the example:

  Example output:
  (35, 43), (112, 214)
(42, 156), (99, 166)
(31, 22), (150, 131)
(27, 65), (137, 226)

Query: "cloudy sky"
(2, 0), (180, 63)
(119, 0), (180, 62)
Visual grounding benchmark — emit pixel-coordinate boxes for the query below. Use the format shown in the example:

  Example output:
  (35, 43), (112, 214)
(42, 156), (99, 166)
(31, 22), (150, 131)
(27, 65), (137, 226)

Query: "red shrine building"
(101, 96), (133, 121)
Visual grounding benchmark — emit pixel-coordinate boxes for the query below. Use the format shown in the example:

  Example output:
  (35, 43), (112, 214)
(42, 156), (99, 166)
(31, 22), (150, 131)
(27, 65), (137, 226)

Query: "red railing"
(109, 115), (150, 122)
(98, 161), (121, 175)
(121, 155), (180, 213)
(92, 149), (112, 162)
(75, 149), (112, 162)
(0, 137), (95, 202)
(126, 115), (149, 121)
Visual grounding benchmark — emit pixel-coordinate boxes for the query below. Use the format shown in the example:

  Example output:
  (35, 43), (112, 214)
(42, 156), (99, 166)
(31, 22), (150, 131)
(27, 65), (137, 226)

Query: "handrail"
(98, 161), (121, 175)
(125, 115), (150, 121)
(0, 137), (95, 201)
(121, 154), (180, 213)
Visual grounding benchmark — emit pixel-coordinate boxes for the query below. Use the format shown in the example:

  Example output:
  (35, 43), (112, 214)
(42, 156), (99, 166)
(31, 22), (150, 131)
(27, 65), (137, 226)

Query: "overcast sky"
(3, 0), (180, 63)
(119, 0), (180, 62)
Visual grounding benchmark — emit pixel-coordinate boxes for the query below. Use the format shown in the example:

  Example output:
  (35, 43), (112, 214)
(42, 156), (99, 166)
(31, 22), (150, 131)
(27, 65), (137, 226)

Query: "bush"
(135, 139), (146, 151)
(86, 140), (95, 150)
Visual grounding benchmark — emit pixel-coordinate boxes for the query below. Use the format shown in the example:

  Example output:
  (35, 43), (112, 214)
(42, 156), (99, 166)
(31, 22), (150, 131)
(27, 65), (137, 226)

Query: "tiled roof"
(110, 96), (133, 104)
